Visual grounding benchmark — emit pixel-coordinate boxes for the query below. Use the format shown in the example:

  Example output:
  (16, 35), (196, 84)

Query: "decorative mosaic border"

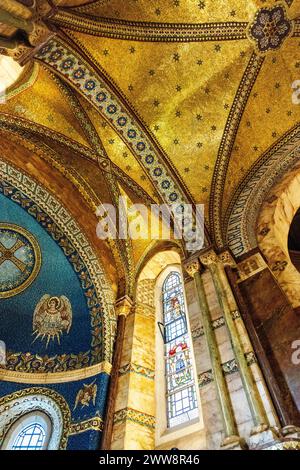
(72, 0), (110, 13)
(49, 73), (134, 295)
(119, 363), (155, 380)
(36, 38), (187, 208)
(0, 160), (114, 365)
(53, 11), (248, 42)
(294, 19), (300, 36)
(0, 112), (156, 207)
(69, 416), (103, 435)
(225, 125), (300, 256)
(0, 361), (111, 383)
(35, 37), (205, 248)
(114, 408), (155, 430)
(192, 310), (241, 339)
(198, 351), (257, 388)
(209, 52), (264, 247)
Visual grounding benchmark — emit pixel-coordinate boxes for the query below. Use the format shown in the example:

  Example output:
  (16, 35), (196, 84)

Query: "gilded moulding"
(0, 361), (112, 384)
(69, 416), (103, 435)
(5, 62), (39, 101)
(209, 52), (264, 246)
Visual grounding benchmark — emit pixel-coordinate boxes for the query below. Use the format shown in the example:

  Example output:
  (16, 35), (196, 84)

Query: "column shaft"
(193, 269), (239, 442)
(209, 261), (269, 431)
(225, 265), (291, 428)
(0, 7), (33, 33)
(101, 296), (132, 450)
(101, 313), (126, 450)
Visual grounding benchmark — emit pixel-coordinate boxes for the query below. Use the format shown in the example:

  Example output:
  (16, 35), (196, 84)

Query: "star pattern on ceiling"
(0, 0), (299, 257)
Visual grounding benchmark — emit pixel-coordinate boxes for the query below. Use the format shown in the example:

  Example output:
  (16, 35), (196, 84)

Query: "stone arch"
(111, 246), (204, 450)
(257, 160), (300, 308)
(0, 158), (115, 364)
(225, 125), (300, 257)
(0, 387), (71, 450)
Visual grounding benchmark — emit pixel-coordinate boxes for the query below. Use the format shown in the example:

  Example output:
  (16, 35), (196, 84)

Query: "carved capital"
(199, 249), (218, 267)
(185, 259), (200, 277)
(115, 296), (133, 317)
(0, 0), (56, 64)
(218, 251), (236, 268)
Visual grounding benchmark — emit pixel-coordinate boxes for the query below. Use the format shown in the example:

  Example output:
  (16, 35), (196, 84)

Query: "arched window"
(1, 411), (52, 450)
(12, 423), (46, 450)
(161, 271), (199, 428)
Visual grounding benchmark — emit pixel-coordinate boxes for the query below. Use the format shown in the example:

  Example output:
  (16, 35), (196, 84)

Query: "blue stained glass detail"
(12, 423), (46, 450)
(162, 272), (199, 428)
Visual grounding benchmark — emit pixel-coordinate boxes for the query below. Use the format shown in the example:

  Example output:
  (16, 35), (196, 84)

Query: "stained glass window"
(162, 271), (199, 428)
(12, 423), (46, 450)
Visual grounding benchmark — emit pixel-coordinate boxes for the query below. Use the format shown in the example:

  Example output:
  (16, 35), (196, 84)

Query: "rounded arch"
(0, 158), (115, 366)
(135, 241), (184, 283)
(133, 249), (203, 449)
(0, 388), (71, 450)
(225, 125), (300, 257)
(257, 160), (300, 308)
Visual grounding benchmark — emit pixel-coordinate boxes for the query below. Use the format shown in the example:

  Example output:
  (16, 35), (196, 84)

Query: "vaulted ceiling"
(0, 0), (299, 283)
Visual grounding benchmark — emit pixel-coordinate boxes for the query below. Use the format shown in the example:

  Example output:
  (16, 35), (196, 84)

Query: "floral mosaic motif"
(118, 362), (155, 380)
(248, 5), (292, 53)
(272, 260), (288, 272)
(69, 416), (103, 435)
(191, 311), (241, 339)
(2, 350), (91, 373)
(198, 352), (257, 388)
(113, 408), (155, 430)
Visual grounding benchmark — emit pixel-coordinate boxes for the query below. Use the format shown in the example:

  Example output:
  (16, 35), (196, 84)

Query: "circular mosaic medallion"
(0, 223), (41, 298)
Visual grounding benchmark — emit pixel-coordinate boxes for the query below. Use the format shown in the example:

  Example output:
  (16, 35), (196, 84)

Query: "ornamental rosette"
(248, 4), (293, 54)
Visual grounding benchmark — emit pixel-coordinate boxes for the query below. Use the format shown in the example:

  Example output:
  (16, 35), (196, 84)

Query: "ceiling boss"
(247, 3), (294, 54)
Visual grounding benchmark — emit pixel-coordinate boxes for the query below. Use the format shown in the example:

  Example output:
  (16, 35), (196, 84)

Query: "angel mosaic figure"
(32, 294), (72, 347)
(74, 380), (97, 410)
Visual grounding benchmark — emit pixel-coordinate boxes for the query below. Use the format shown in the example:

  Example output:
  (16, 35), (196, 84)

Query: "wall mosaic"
(114, 408), (155, 430)
(0, 371), (110, 450)
(0, 223), (41, 299)
(0, 159), (115, 367)
(198, 351), (257, 388)
(35, 38), (204, 249)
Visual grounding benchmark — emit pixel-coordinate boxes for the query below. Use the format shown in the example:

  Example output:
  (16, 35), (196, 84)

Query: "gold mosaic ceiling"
(1, 0), (300, 250)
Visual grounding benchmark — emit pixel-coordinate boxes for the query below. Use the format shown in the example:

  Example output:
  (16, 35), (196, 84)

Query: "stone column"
(201, 249), (270, 436)
(0, 4), (33, 34)
(101, 296), (133, 450)
(110, 294), (156, 450)
(0, 1), (55, 64)
(0, 35), (19, 49)
(185, 257), (244, 449)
